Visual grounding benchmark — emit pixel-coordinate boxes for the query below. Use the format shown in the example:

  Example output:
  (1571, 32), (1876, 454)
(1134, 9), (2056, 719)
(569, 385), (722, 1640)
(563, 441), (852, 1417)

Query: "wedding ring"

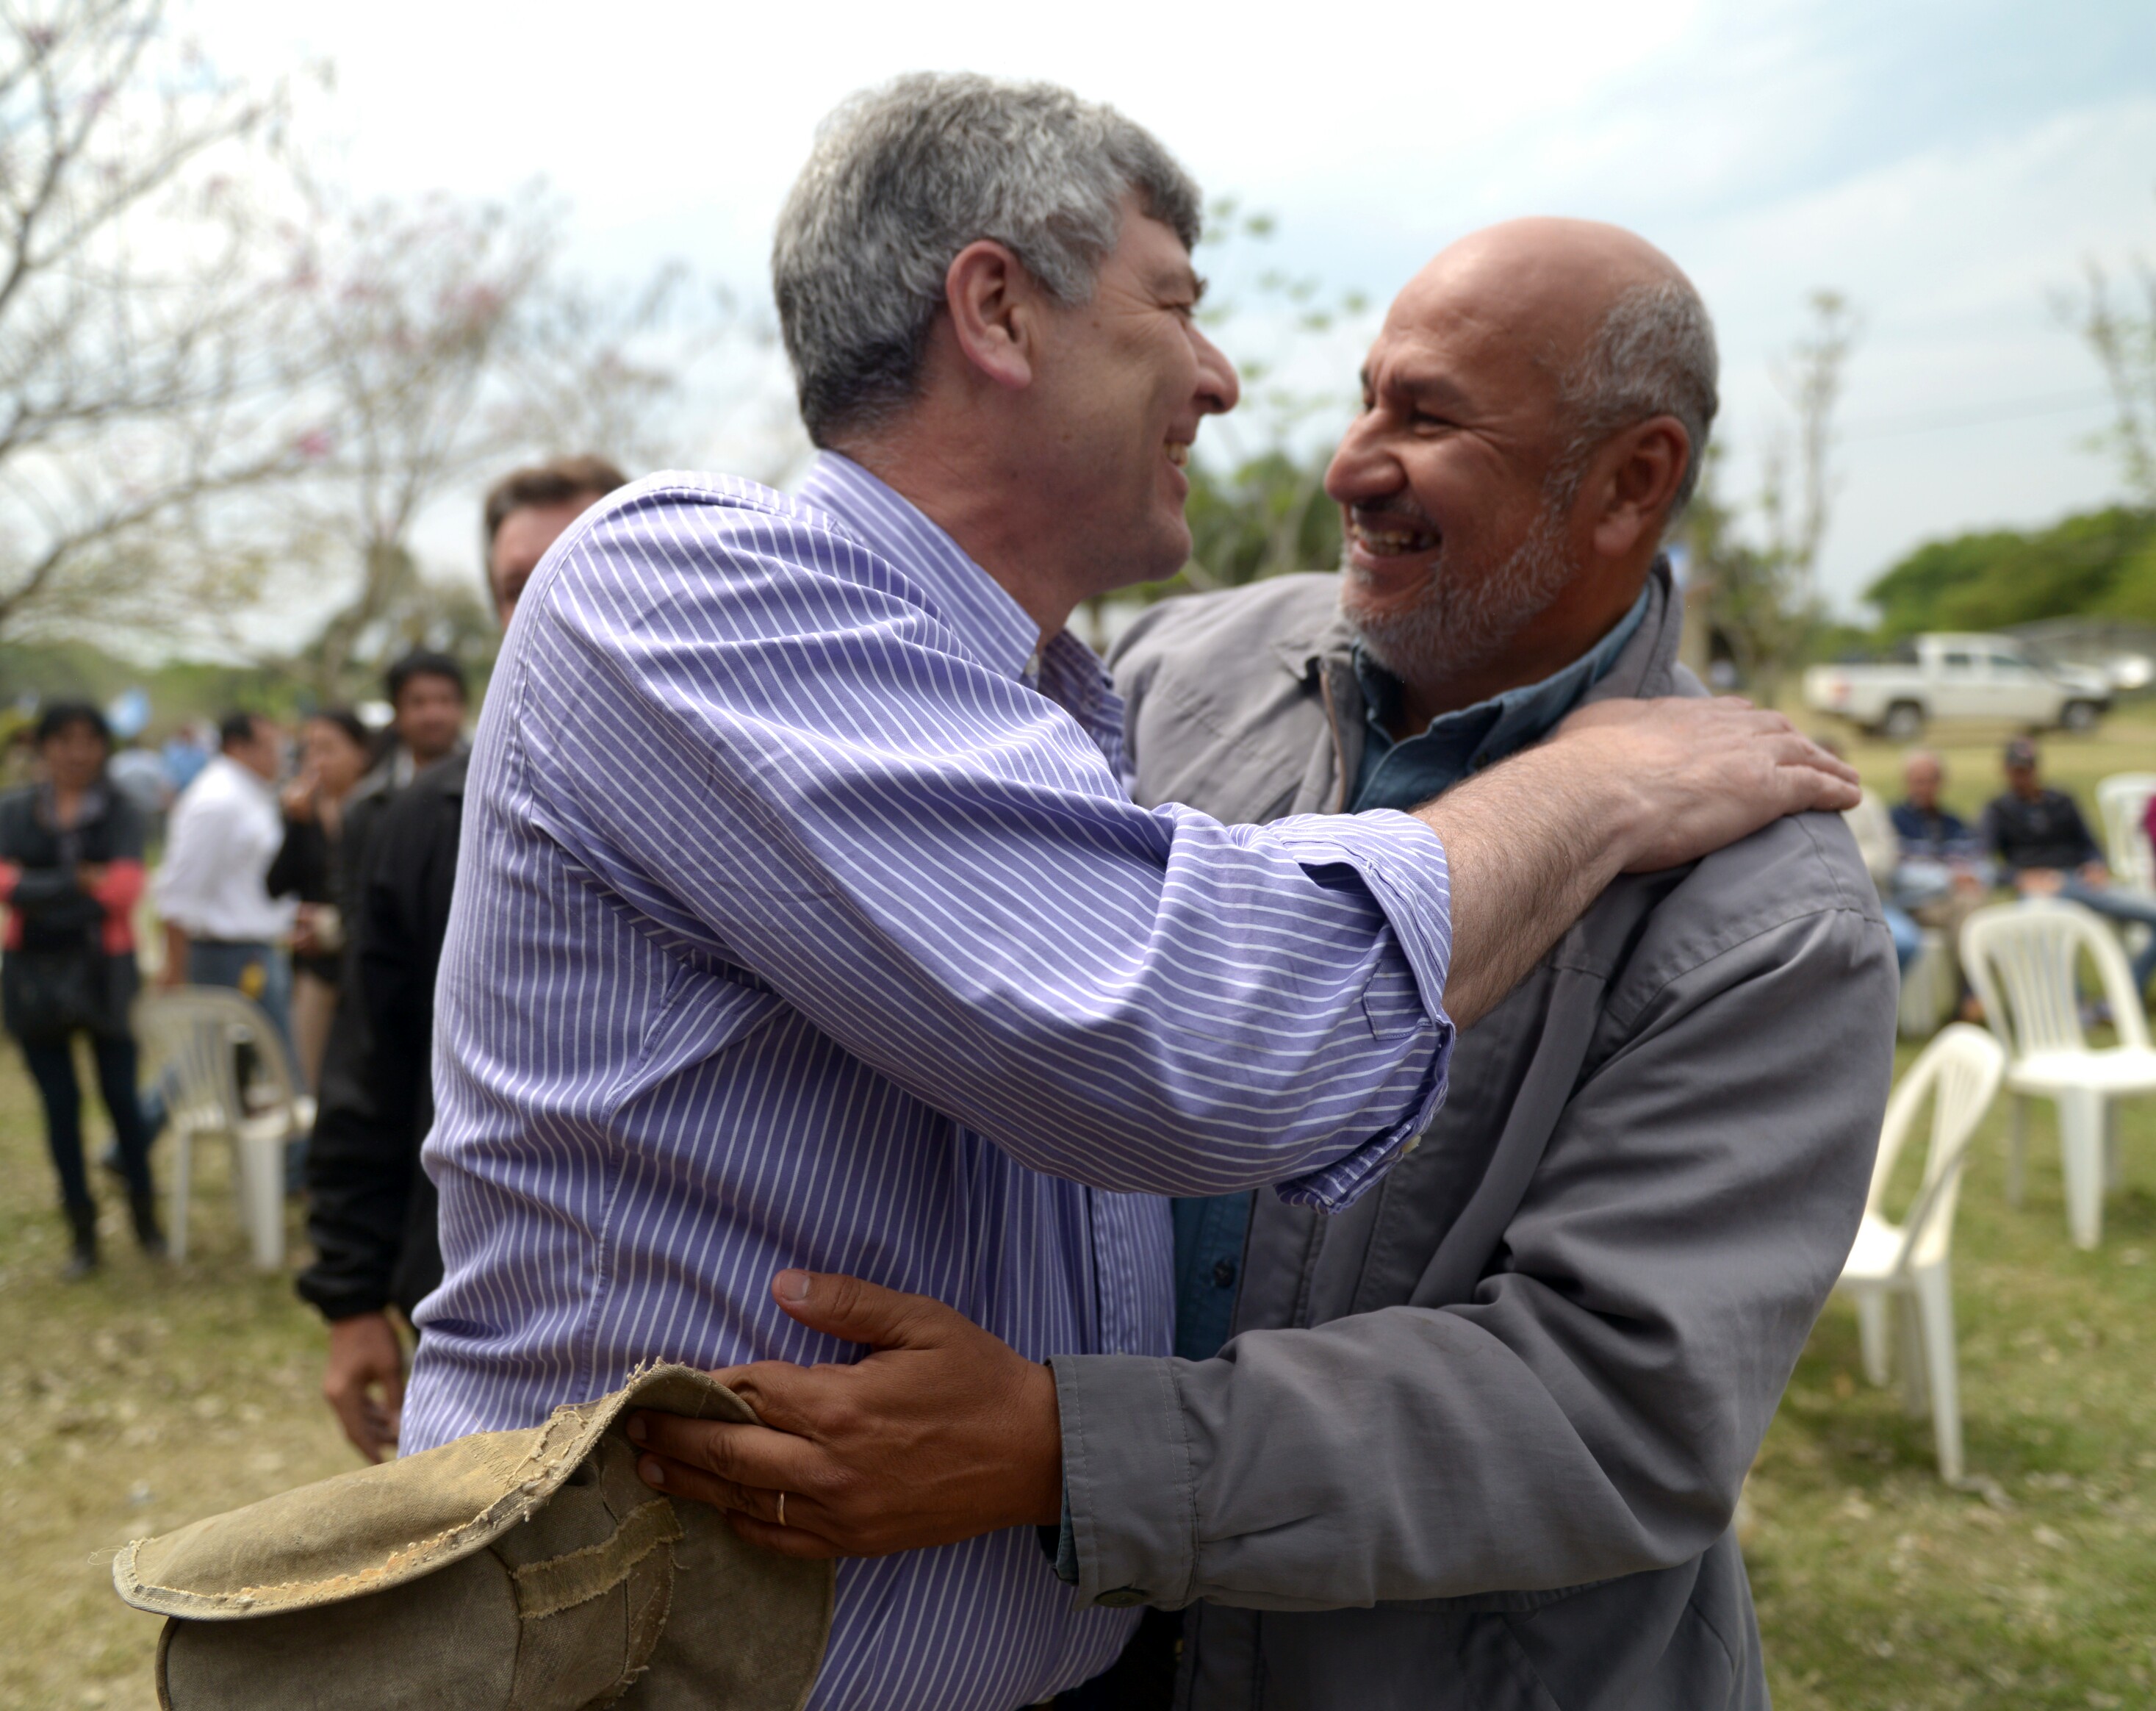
(776, 1491), (786, 1528)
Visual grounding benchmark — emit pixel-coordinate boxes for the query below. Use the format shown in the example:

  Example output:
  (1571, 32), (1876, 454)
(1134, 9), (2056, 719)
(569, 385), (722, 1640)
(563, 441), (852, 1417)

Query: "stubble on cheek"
(1343, 501), (1576, 684)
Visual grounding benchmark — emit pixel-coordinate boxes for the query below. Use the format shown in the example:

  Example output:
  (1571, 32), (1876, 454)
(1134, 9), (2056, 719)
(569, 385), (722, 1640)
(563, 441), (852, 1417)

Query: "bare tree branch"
(0, 0), (303, 645)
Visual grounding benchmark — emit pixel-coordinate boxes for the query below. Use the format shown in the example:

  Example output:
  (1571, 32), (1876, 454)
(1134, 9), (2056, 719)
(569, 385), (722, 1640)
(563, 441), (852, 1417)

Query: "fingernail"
(639, 1456), (665, 1488)
(775, 1269), (812, 1304)
(626, 1414), (647, 1444)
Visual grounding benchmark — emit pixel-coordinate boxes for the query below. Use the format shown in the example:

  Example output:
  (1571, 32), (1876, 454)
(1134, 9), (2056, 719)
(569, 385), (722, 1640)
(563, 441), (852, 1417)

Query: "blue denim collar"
(1351, 583), (1652, 813)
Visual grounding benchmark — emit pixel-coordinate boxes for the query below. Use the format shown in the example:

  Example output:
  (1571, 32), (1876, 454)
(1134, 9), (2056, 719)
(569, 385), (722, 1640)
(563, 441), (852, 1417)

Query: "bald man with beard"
(627, 220), (1898, 1710)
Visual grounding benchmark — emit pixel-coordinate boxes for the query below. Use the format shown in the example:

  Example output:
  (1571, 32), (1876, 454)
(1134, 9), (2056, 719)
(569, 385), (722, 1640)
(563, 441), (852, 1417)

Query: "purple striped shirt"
(402, 453), (1456, 1710)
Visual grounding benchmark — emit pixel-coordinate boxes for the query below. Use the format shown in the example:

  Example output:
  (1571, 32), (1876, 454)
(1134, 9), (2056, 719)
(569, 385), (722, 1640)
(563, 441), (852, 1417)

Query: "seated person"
(1887, 750), (1990, 984)
(1891, 750), (1986, 872)
(1981, 736), (2156, 993)
(1839, 759), (1921, 970)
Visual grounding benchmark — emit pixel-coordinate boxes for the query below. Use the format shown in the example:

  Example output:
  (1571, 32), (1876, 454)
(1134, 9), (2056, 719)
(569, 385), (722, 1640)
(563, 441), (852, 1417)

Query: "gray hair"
(772, 73), (1203, 445)
(1553, 278), (1720, 515)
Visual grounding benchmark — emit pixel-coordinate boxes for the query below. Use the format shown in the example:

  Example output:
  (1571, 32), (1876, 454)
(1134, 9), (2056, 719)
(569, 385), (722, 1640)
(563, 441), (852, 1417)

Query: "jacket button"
(1096, 1586), (1149, 1607)
(1211, 1260), (1237, 1289)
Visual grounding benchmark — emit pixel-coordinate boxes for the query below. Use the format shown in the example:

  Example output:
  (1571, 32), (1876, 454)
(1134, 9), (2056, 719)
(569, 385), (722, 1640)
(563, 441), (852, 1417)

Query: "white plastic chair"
(134, 988), (315, 1269)
(2096, 772), (2156, 896)
(1961, 900), (2156, 1248)
(1835, 1024), (2006, 1484)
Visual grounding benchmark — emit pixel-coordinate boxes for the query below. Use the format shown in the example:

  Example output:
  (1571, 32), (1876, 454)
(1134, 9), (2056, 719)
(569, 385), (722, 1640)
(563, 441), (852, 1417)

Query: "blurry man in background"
(299, 454), (628, 1461)
(1888, 750), (1988, 1004)
(154, 711), (295, 1037)
(335, 651), (469, 931)
(1892, 750), (1981, 868)
(1982, 736), (2156, 994)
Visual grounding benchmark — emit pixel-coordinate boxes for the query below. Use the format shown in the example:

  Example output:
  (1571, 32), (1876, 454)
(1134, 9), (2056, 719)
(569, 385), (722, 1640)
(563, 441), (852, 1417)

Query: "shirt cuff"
(1049, 1352), (1196, 1610)
(1260, 810), (1456, 1211)
(1035, 1491), (1081, 1587)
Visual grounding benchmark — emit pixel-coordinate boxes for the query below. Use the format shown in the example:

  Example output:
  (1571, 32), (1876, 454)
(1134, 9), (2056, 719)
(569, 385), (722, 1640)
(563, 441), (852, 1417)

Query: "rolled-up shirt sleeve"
(517, 491), (1454, 1208)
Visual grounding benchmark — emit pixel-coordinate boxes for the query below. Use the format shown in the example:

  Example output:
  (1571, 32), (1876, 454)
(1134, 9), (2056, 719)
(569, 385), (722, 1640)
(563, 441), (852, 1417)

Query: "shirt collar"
(208, 751), (275, 804)
(1352, 583), (1652, 811)
(796, 452), (1041, 684)
(794, 451), (1125, 770)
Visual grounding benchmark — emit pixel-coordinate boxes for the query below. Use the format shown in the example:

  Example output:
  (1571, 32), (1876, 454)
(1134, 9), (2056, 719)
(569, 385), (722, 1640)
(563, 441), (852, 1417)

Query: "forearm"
(1054, 1313), (1689, 1612)
(1059, 903), (1894, 1610)
(296, 1011), (415, 1321)
(162, 920), (190, 981)
(1416, 745), (1626, 1030)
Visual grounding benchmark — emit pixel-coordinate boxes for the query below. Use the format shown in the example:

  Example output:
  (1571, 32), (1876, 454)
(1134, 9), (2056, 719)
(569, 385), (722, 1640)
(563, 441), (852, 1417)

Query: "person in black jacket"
(0, 703), (163, 1276)
(298, 454), (626, 1459)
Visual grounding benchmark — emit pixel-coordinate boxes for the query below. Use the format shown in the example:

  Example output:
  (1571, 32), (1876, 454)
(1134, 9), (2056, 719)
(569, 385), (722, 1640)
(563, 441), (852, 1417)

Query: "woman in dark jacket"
(0, 703), (163, 1276)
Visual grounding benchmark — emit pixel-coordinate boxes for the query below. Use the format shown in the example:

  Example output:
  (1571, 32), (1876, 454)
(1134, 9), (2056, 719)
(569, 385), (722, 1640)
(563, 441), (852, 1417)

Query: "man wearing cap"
(626, 212), (1899, 1709)
(397, 76), (1857, 1711)
(1983, 736), (2156, 993)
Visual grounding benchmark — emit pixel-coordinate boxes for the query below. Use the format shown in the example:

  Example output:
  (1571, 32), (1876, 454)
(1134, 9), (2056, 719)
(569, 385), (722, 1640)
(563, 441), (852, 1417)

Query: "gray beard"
(1342, 502), (1577, 687)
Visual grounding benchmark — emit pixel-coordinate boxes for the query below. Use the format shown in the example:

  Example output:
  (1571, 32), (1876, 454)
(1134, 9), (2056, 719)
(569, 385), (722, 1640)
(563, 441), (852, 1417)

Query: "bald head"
(1398, 219), (1686, 370)
(1392, 218), (1715, 506)
(1327, 218), (1717, 725)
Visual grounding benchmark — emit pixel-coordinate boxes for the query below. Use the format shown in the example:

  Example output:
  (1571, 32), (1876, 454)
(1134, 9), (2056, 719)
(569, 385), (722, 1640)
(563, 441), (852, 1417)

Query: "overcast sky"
(198, 0), (2155, 617)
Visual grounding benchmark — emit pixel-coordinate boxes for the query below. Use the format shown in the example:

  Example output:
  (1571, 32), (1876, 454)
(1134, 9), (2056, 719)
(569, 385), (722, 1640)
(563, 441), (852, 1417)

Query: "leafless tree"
(1684, 290), (1858, 706)
(2056, 246), (2156, 507)
(242, 176), (740, 698)
(0, 0), (305, 644)
(1761, 289), (1859, 610)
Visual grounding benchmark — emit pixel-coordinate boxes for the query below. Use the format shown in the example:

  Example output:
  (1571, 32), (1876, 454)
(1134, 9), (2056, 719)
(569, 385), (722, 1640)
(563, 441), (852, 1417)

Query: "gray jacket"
(1049, 567), (1897, 1710)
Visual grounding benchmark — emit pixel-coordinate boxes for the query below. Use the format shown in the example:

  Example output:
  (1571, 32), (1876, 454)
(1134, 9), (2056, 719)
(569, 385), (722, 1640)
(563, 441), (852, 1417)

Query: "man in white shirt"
(155, 711), (298, 1036)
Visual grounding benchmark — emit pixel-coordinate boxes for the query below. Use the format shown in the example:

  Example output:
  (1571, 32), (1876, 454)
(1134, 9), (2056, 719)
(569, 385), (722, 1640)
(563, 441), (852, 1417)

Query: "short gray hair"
(1553, 279), (1720, 514)
(772, 73), (1203, 445)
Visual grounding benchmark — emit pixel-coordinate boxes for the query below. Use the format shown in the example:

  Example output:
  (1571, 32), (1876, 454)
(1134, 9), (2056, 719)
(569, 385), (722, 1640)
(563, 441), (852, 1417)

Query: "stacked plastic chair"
(1834, 1023), (2006, 1483)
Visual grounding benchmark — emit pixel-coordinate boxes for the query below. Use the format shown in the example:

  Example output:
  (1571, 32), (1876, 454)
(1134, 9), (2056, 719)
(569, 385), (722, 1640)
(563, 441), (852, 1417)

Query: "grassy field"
(0, 706), (2152, 1708)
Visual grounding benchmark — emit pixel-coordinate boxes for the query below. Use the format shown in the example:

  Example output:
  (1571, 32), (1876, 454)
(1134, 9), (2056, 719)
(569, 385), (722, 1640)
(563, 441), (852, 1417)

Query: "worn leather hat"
(113, 1364), (833, 1711)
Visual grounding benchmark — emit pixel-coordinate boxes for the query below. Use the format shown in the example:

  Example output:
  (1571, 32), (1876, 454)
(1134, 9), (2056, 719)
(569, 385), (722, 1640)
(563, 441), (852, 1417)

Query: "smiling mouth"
(1347, 511), (1439, 557)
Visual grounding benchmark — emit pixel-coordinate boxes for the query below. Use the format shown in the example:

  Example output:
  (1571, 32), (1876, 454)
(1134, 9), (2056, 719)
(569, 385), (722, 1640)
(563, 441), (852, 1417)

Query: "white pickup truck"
(1804, 633), (2113, 741)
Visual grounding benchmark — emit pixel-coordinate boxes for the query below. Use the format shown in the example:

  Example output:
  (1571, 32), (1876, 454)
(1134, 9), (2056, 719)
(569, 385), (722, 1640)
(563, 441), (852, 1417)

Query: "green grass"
(0, 1055), (349, 1711)
(1, 706), (2155, 1705)
(1748, 1044), (2156, 1709)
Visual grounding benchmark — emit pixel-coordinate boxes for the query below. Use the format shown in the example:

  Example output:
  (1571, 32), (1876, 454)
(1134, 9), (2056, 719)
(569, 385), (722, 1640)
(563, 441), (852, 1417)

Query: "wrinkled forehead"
(1362, 279), (1567, 410)
(1370, 235), (1642, 399)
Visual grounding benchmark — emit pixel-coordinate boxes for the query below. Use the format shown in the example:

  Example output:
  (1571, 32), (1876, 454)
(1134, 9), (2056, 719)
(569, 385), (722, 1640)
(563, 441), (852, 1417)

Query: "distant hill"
(1865, 506), (2156, 641)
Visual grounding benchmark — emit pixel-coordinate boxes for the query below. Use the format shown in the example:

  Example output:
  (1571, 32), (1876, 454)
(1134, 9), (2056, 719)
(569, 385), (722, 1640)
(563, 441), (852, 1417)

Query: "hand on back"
(1550, 697), (1860, 873)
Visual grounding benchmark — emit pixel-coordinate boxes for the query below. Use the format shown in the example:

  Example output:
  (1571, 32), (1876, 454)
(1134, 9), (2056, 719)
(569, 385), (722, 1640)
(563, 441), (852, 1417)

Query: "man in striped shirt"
(400, 74), (1858, 1710)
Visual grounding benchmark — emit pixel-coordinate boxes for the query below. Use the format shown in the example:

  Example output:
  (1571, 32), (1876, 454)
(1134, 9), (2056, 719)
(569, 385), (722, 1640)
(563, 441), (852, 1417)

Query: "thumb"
(769, 1269), (951, 1350)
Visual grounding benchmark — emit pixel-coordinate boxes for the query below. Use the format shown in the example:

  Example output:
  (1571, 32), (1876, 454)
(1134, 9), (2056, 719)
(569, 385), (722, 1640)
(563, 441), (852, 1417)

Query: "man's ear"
(944, 240), (1041, 393)
(1585, 415), (1690, 560)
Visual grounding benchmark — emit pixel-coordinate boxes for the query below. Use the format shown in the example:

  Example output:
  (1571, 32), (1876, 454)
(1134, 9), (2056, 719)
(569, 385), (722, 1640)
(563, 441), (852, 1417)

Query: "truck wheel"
(1881, 702), (1925, 742)
(2060, 700), (2102, 733)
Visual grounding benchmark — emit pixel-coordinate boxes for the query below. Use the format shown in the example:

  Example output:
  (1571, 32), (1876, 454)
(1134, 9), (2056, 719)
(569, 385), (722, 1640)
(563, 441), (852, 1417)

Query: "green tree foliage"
(1679, 447), (1812, 703)
(1863, 506), (2156, 639)
(1173, 198), (1368, 592)
(1179, 448), (1342, 593)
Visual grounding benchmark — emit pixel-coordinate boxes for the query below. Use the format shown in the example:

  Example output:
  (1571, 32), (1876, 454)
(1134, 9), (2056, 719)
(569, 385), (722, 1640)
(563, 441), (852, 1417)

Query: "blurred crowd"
(1844, 736), (2156, 1016)
(0, 456), (625, 1323)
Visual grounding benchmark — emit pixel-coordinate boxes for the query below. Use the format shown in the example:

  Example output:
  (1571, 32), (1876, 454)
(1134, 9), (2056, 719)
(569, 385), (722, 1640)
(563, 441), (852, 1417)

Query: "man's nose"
(1324, 412), (1402, 507)
(1190, 323), (1240, 417)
